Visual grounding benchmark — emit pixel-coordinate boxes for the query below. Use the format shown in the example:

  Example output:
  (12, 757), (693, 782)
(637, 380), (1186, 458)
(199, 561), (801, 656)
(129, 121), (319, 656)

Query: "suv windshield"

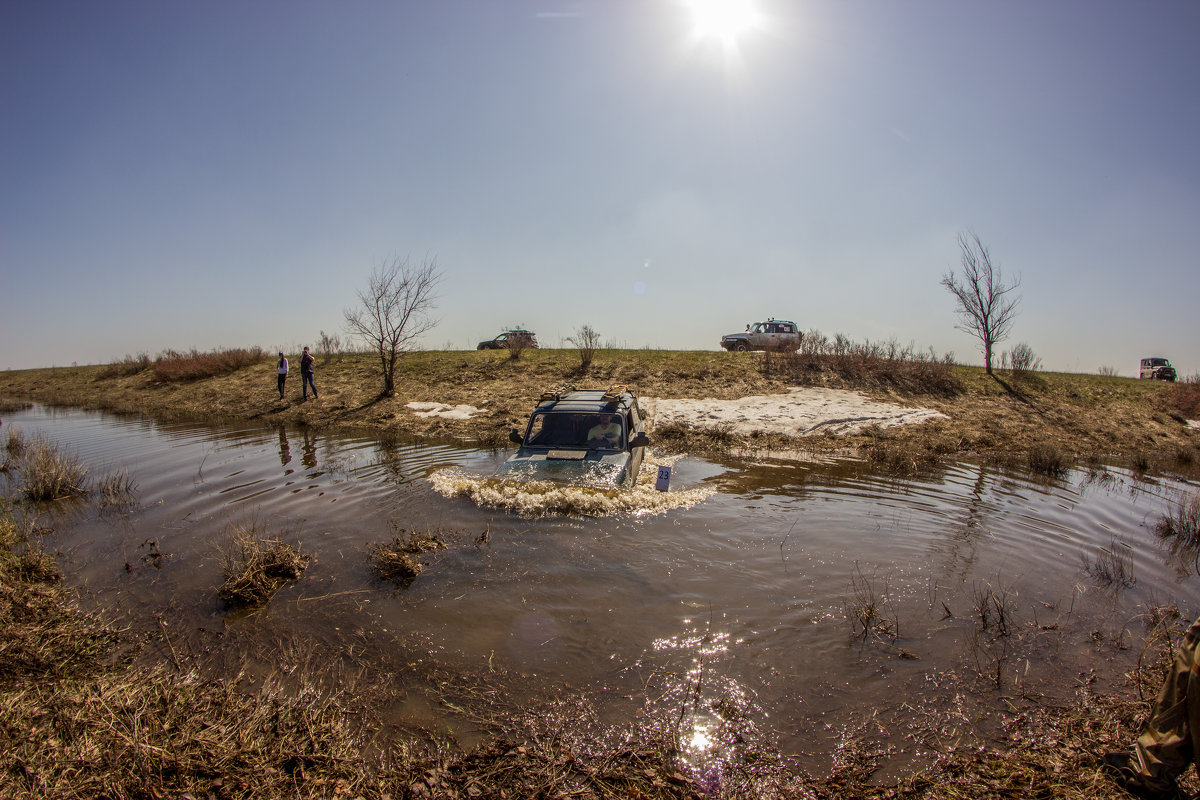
(525, 412), (625, 450)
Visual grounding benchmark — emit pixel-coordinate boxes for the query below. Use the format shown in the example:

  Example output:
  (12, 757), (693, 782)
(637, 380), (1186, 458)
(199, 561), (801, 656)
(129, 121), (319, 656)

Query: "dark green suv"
(497, 387), (650, 488)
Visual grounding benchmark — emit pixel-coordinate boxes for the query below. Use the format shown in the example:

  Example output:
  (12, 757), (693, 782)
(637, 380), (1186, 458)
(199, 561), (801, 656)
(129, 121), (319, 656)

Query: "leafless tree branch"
(941, 232), (1021, 375)
(344, 256), (443, 396)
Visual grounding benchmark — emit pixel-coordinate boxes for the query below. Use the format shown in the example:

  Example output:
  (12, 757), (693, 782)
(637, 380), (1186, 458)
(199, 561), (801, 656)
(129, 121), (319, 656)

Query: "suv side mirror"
(509, 428), (523, 445)
(629, 432), (650, 448)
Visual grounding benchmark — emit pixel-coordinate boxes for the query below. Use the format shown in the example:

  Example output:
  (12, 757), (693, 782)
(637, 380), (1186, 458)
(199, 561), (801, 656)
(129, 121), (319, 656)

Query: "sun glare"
(685, 0), (762, 47)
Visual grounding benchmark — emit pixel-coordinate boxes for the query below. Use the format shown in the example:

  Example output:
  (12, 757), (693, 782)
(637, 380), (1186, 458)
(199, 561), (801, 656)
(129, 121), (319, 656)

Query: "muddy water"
(4, 404), (1200, 777)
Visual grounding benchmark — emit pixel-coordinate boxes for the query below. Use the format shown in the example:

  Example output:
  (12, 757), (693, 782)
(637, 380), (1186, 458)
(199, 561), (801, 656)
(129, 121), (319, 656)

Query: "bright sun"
(684, 0), (762, 47)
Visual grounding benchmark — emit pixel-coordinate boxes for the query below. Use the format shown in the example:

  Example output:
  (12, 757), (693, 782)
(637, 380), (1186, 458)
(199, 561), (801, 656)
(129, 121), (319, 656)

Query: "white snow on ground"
(406, 401), (489, 420)
(643, 387), (947, 437)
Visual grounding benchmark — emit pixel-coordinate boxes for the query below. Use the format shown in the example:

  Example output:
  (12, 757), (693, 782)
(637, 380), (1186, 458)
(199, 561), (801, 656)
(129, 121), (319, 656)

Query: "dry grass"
(217, 521), (311, 608)
(367, 526), (447, 584)
(14, 434), (89, 502)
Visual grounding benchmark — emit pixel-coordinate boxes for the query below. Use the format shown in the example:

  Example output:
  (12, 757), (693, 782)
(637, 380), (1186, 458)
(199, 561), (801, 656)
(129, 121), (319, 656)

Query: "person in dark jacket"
(300, 346), (318, 401)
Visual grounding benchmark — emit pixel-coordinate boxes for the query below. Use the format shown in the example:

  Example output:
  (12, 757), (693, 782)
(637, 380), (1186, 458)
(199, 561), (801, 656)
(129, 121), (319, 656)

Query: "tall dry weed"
(18, 435), (89, 501)
(768, 331), (962, 396)
(153, 347), (266, 382)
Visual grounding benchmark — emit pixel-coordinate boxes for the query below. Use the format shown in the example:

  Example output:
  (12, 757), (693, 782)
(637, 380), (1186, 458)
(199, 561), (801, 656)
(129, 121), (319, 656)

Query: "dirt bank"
(1, 349), (1196, 474)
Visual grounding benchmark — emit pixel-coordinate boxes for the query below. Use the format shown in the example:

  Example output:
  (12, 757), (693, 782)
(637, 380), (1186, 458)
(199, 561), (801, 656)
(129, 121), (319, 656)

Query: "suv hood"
(495, 448), (633, 487)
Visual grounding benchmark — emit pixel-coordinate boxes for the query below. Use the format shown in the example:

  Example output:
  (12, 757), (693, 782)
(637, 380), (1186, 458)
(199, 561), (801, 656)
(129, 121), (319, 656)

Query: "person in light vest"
(276, 352), (288, 400)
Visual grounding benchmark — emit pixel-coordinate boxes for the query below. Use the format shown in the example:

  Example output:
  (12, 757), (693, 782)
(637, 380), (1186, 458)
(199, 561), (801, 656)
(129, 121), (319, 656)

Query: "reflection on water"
(2, 402), (1199, 780)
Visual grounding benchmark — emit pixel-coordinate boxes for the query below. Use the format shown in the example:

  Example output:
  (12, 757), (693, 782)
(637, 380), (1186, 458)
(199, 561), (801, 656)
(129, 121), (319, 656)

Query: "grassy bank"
(2, 348), (1196, 475)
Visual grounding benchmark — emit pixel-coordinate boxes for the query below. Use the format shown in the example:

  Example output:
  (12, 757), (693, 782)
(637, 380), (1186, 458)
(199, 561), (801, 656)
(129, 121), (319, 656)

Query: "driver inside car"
(585, 414), (622, 449)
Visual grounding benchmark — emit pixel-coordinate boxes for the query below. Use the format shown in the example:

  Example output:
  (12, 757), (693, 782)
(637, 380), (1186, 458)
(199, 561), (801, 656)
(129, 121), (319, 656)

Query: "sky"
(2, 0), (1198, 377)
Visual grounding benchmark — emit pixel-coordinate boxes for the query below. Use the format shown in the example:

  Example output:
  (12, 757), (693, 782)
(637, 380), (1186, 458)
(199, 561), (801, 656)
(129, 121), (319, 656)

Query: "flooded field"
(3, 403), (1199, 779)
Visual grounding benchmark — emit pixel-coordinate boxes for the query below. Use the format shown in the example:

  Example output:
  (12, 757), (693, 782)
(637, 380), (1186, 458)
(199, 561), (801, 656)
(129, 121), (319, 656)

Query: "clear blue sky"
(3, 0), (1197, 376)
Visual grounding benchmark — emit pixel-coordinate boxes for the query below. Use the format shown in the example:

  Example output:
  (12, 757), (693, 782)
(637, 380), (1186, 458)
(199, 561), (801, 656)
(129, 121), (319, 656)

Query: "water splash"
(429, 454), (713, 517)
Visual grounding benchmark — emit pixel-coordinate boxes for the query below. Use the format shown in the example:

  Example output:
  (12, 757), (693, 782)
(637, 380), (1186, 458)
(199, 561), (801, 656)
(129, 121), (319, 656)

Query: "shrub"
(567, 324), (601, 372)
(318, 330), (343, 364)
(1006, 342), (1042, 377)
(153, 347), (267, 382)
(1098, 365), (1119, 377)
(506, 326), (533, 361)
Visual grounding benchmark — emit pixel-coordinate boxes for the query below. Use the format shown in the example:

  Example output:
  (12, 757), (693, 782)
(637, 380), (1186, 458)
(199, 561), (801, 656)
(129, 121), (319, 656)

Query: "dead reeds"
(152, 346), (266, 382)
(368, 526), (447, 584)
(217, 520), (310, 608)
(97, 468), (137, 510)
(97, 352), (151, 379)
(1156, 489), (1200, 549)
(1028, 442), (1070, 477)
(15, 434), (89, 502)
(766, 331), (963, 397)
(1082, 538), (1136, 589)
(847, 565), (900, 642)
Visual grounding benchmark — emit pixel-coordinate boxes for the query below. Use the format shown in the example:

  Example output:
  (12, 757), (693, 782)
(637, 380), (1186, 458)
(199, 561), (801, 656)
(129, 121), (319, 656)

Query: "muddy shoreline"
(1, 349), (1196, 477)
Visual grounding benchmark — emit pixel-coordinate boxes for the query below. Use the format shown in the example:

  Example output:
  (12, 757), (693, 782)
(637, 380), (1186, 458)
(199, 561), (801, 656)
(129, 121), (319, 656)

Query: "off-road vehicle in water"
(720, 319), (801, 352)
(496, 386), (649, 488)
(1140, 357), (1177, 381)
(477, 330), (539, 350)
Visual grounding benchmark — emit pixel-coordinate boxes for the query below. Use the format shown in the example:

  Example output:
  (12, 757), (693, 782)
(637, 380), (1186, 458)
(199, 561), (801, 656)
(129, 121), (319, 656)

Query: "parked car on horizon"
(1140, 357), (1177, 381)
(477, 330), (539, 350)
(719, 319), (801, 352)
(496, 386), (649, 488)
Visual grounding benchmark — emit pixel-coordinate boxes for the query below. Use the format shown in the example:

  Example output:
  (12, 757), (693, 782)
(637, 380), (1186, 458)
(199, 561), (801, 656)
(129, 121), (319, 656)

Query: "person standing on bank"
(300, 346), (317, 401)
(276, 352), (288, 400)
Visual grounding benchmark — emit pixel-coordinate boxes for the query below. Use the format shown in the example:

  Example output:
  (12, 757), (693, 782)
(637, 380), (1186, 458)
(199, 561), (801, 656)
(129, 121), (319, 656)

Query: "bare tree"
(344, 256), (442, 397)
(941, 232), (1021, 375)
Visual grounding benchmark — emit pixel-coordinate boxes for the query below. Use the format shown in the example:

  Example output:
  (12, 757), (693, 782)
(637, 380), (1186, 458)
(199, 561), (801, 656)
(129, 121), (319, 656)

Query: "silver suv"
(1140, 357), (1176, 381)
(720, 319), (801, 352)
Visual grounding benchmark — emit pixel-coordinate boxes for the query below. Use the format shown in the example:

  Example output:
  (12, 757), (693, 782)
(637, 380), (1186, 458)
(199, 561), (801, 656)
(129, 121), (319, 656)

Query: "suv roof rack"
(537, 384), (634, 403)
